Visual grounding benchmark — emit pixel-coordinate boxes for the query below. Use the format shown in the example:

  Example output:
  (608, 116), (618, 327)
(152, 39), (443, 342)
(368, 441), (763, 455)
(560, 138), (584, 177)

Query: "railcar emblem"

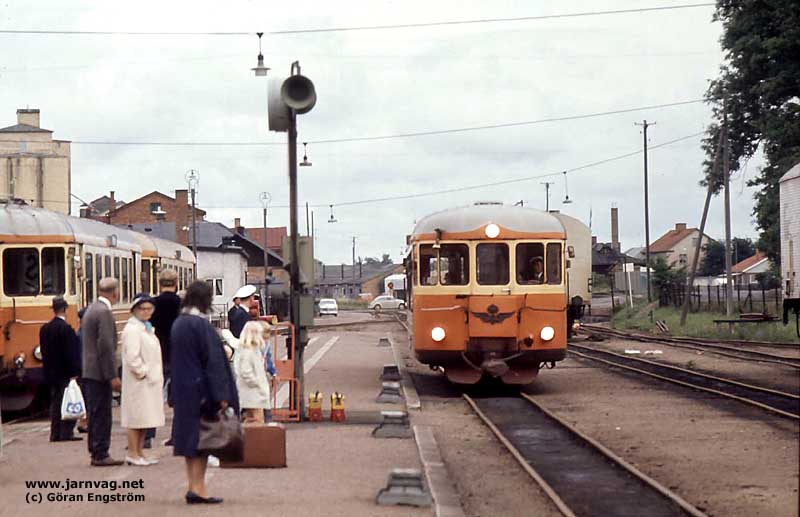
(471, 304), (514, 324)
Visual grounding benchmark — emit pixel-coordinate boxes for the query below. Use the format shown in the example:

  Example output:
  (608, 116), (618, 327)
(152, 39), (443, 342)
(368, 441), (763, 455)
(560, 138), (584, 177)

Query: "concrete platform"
(0, 326), (436, 516)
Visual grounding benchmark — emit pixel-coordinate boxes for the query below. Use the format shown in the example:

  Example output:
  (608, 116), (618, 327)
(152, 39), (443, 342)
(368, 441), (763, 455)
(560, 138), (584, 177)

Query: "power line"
(48, 99), (702, 147)
(200, 131), (703, 209)
(0, 4), (715, 36)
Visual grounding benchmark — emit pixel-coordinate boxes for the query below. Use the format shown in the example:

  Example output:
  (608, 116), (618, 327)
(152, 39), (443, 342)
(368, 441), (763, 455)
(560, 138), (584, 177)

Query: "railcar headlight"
(485, 223), (500, 238)
(431, 327), (446, 342)
(540, 326), (555, 341)
(33, 345), (43, 361)
(13, 352), (26, 369)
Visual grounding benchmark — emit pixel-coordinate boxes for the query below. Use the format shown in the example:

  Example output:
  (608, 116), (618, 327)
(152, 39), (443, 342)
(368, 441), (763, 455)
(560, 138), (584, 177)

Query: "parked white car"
(318, 298), (339, 316)
(369, 295), (406, 312)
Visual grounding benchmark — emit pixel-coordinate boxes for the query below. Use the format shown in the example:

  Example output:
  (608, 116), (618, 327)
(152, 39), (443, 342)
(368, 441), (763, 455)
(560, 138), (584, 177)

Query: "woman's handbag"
(197, 407), (244, 462)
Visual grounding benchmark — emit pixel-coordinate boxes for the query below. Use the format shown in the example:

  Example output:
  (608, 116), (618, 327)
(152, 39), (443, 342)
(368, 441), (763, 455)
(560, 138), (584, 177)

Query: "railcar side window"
(476, 243), (509, 285)
(419, 245), (438, 286)
(516, 243), (546, 285)
(104, 256), (111, 280)
(439, 244), (469, 285)
(114, 257), (120, 286)
(410, 250), (418, 286)
(122, 259), (129, 302)
(95, 254), (102, 296)
(3, 248), (40, 296)
(42, 247), (66, 295)
(546, 243), (562, 285)
(85, 254), (94, 303)
(141, 259), (151, 294)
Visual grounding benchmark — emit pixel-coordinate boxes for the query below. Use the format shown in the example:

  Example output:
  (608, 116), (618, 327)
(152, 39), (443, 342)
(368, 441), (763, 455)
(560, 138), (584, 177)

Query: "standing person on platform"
(121, 294), (165, 466)
(81, 278), (123, 466)
(234, 321), (272, 423)
(171, 281), (239, 504)
(145, 269), (181, 447)
(227, 296), (241, 330)
(39, 296), (82, 442)
(75, 307), (89, 434)
(228, 285), (256, 339)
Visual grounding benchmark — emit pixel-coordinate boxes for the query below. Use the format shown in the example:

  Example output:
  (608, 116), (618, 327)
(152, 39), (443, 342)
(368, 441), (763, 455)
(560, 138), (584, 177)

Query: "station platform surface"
(0, 325), (433, 517)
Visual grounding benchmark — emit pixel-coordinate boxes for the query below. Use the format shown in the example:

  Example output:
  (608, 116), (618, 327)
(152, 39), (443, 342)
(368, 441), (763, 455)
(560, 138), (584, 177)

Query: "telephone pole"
(635, 119), (655, 303)
(540, 182), (554, 211)
(722, 98), (734, 317)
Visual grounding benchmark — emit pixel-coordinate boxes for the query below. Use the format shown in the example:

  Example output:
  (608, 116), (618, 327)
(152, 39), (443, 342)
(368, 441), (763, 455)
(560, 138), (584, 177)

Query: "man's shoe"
(91, 457), (124, 467)
(185, 492), (223, 505)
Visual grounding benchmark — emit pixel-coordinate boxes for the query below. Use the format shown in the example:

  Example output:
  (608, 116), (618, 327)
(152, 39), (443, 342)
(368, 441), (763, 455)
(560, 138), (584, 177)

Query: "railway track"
(570, 343), (800, 420)
(464, 393), (706, 517)
(583, 325), (800, 369)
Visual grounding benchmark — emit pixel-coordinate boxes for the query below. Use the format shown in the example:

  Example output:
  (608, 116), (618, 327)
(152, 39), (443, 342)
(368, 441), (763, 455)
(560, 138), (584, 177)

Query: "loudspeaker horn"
(280, 74), (316, 114)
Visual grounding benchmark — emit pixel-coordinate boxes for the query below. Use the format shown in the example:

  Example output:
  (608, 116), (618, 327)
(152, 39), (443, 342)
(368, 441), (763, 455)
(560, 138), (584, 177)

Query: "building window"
(150, 202), (162, 214)
(205, 278), (223, 296)
(679, 254), (688, 265)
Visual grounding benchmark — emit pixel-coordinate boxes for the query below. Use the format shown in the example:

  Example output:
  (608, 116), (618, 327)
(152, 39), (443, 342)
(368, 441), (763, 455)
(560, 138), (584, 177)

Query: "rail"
(583, 325), (800, 369)
(569, 343), (800, 420)
(463, 393), (706, 517)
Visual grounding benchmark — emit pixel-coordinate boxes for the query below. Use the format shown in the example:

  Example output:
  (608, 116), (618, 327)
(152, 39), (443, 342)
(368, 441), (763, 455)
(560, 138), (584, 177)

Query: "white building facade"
(780, 163), (799, 300)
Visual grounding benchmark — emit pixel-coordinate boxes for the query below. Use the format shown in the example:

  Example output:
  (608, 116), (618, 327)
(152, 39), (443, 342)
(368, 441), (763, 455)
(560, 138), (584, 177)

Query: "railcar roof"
(412, 204), (565, 236)
(0, 202), (188, 256)
(128, 231), (195, 263)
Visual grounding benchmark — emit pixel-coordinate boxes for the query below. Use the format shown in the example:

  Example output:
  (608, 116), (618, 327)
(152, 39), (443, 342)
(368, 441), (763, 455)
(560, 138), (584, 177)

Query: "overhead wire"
(54, 99), (703, 147)
(0, 3), (715, 36)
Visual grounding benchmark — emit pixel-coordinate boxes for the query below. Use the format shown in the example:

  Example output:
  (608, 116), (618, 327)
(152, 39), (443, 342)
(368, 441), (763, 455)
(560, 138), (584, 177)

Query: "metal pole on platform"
(260, 191), (271, 316)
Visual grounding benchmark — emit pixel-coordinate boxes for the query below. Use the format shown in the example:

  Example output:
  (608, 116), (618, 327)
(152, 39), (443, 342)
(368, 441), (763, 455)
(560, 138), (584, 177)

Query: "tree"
(699, 237), (755, 276)
(380, 253), (393, 265)
(703, 1), (800, 263)
(700, 241), (726, 276)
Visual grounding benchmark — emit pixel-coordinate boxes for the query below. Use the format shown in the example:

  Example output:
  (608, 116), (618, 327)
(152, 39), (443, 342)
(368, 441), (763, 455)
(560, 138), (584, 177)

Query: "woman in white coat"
(121, 294), (165, 466)
(234, 321), (271, 423)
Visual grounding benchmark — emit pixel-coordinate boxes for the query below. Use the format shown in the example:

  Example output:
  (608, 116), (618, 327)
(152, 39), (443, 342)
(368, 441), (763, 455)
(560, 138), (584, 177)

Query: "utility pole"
(259, 191), (271, 316)
(540, 182), (553, 211)
(635, 119), (655, 304)
(352, 237), (357, 280)
(186, 170), (199, 275)
(305, 201), (310, 236)
(722, 97), (734, 317)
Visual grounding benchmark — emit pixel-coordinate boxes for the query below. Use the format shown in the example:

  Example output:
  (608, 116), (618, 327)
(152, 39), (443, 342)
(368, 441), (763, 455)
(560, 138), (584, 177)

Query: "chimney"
(233, 217), (245, 235)
(17, 108), (40, 128)
(611, 207), (620, 252)
(675, 223), (687, 231)
(175, 189), (190, 247)
(341, 264), (344, 279)
(591, 235), (598, 246)
(106, 191), (116, 224)
(322, 264), (326, 279)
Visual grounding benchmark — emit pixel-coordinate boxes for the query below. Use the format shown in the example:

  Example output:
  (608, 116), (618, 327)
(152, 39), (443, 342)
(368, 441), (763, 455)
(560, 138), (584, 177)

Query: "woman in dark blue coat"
(170, 281), (239, 505)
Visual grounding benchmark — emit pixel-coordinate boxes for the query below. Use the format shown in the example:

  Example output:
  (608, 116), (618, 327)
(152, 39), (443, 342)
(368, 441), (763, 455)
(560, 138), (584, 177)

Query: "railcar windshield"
(419, 244), (438, 285)
(2, 247), (66, 296)
(476, 243), (509, 285)
(439, 244), (469, 285)
(516, 242), (562, 285)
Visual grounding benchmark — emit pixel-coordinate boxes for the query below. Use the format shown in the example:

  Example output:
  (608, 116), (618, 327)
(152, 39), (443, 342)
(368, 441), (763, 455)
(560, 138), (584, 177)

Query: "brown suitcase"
(220, 422), (286, 468)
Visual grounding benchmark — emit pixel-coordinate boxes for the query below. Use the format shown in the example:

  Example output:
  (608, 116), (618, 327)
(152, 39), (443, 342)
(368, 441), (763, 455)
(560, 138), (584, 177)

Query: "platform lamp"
(299, 142), (312, 167)
(259, 191), (272, 316)
(328, 204), (337, 223)
(185, 169), (200, 274)
(251, 33), (270, 76)
(562, 170), (573, 205)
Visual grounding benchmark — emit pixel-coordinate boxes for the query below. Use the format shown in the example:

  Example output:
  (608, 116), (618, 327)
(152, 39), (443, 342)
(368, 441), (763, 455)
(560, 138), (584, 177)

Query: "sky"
(0, 1), (765, 264)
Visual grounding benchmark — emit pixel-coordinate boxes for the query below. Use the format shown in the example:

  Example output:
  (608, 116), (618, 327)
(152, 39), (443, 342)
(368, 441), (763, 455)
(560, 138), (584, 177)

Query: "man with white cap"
(229, 284), (256, 338)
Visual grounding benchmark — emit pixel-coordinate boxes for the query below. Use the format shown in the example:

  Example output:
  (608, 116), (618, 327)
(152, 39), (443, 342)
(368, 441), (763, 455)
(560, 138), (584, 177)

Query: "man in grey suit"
(81, 277), (123, 466)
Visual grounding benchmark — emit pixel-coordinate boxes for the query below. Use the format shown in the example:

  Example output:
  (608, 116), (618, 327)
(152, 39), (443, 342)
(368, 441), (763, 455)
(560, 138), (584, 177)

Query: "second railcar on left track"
(0, 201), (195, 411)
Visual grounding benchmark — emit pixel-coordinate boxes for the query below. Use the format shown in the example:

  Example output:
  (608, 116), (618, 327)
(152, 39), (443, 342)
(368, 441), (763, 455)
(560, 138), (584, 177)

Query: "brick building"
(83, 190), (205, 246)
(241, 223), (288, 258)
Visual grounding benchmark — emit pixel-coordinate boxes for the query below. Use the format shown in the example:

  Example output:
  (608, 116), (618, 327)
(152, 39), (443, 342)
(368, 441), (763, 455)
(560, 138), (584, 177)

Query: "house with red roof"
(731, 251), (770, 286)
(650, 223), (715, 269)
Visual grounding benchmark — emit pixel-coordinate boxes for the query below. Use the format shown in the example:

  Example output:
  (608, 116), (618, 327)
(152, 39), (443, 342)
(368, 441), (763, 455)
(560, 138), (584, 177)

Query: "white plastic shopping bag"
(61, 379), (86, 421)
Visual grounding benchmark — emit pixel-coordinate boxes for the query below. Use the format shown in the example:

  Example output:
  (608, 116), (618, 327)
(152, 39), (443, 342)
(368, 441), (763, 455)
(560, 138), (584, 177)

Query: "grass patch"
(611, 304), (799, 343)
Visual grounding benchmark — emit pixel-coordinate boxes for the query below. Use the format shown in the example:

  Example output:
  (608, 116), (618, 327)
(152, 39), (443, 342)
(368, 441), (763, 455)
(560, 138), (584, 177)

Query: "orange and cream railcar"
(408, 203), (584, 385)
(0, 201), (194, 411)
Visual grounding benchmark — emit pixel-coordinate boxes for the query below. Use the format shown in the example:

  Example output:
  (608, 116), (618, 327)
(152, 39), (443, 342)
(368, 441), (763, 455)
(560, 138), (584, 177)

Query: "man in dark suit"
(81, 277), (123, 466)
(145, 269), (182, 447)
(39, 296), (82, 442)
